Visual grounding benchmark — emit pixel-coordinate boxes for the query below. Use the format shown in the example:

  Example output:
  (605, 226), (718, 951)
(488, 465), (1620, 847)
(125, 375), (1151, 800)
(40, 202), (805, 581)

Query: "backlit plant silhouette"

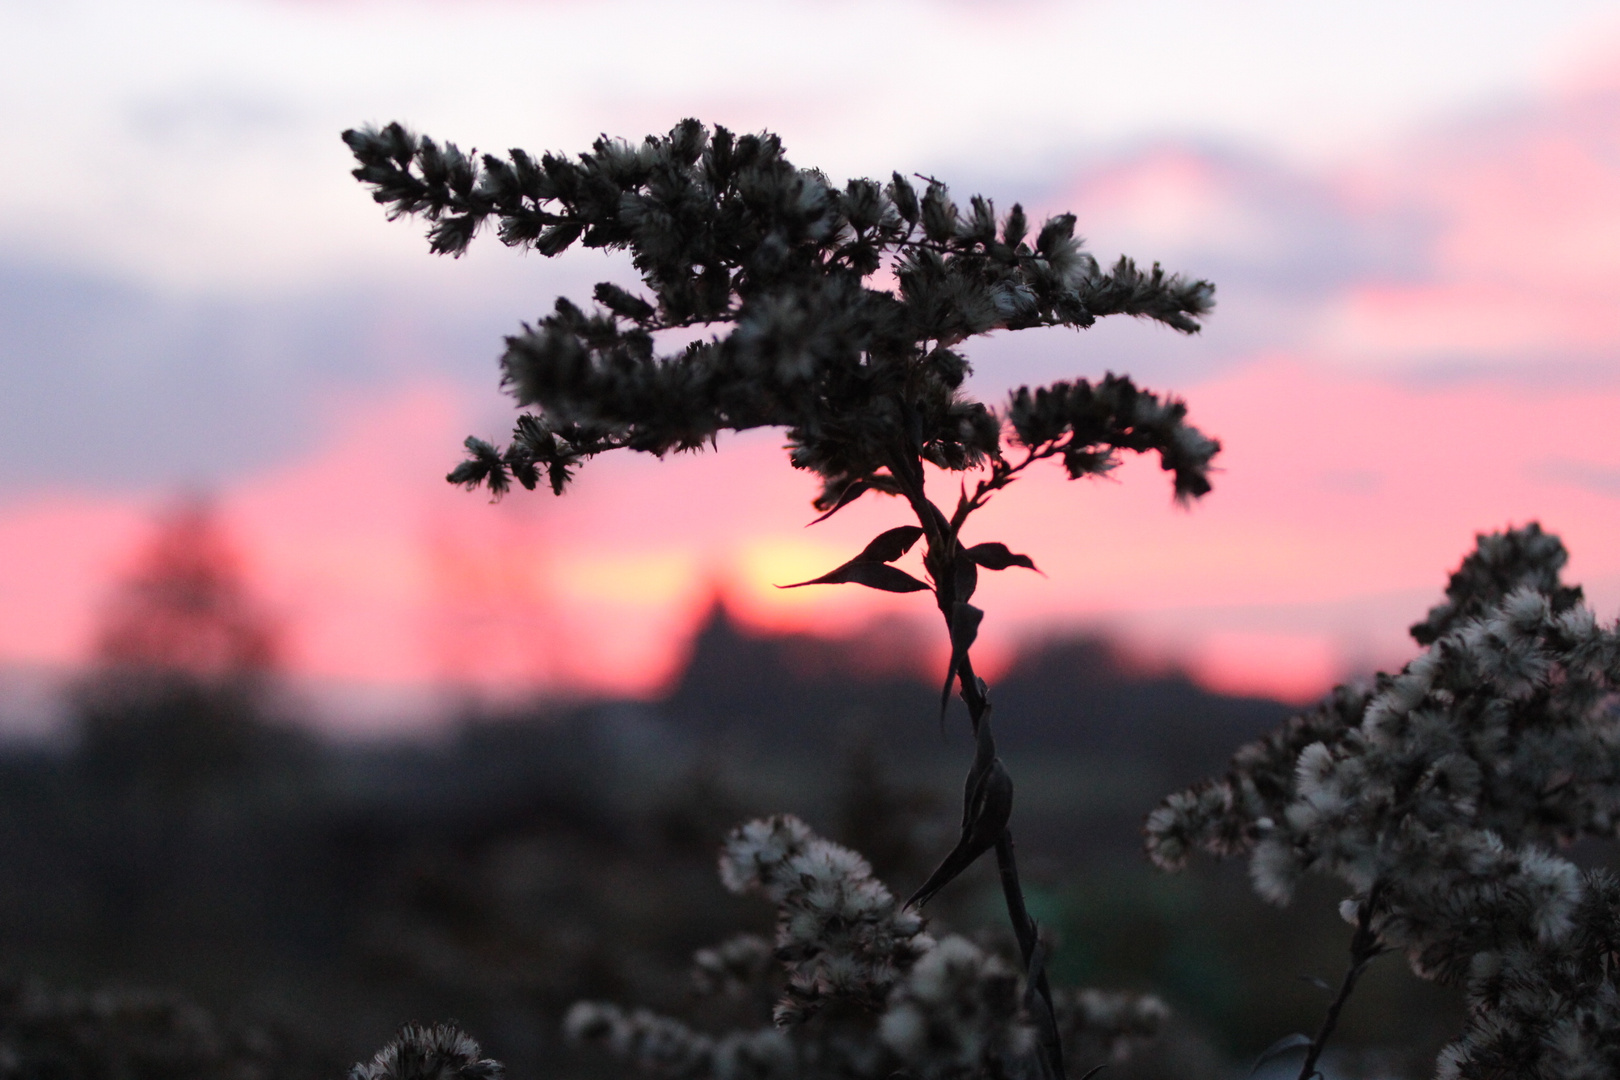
(344, 117), (1220, 1080)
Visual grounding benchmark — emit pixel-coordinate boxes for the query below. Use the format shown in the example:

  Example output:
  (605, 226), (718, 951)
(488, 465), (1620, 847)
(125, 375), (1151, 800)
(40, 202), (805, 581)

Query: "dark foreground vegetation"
(0, 596), (1474, 1079)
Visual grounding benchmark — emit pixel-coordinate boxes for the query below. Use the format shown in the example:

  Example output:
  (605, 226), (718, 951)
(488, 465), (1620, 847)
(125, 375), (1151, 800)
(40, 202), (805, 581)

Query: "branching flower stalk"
(344, 118), (1221, 1078)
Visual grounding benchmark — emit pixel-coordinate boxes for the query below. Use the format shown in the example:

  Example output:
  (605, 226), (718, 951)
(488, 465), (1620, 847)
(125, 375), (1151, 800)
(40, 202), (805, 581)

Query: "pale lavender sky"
(2, 0), (1615, 291)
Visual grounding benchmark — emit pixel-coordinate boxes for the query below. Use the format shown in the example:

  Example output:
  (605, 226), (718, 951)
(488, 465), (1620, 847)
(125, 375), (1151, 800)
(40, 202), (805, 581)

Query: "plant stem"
(889, 453), (1066, 1078)
(996, 830), (1064, 1080)
(955, 648), (1065, 1079)
(1296, 884), (1386, 1080)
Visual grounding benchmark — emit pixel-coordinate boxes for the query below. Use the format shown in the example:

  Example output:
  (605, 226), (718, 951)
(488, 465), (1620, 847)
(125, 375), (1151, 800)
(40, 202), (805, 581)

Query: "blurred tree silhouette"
(67, 499), (299, 954)
(73, 498), (282, 807)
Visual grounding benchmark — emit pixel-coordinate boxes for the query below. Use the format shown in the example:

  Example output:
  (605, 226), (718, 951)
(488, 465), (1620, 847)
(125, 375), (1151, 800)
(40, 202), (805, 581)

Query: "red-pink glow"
(6, 76), (1620, 723)
(3, 357), (1620, 717)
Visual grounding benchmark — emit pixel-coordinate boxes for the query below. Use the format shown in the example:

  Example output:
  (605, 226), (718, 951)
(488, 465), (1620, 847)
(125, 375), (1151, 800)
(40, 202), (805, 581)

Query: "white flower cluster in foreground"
(566, 815), (1164, 1080)
(1146, 525), (1620, 1078)
(717, 814), (932, 1023)
(879, 935), (1034, 1076)
(1437, 870), (1620, 1080)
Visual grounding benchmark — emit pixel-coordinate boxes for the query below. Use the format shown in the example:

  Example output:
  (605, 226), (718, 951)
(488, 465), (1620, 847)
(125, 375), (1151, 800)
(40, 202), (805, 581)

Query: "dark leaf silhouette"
(778, 561), (930, 594)
(779, 526), (928, 592)
(967, 542), (1039, 572)
(807, 480), (870, 524)
(857, 526), (925, 564)
(907, 708), (1010, 909)
(939, 602), (984, 714)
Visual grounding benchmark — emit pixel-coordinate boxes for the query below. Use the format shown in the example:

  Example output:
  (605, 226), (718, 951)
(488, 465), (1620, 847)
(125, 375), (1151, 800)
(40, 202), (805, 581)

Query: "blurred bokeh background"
(1, 1), (1619, 1076)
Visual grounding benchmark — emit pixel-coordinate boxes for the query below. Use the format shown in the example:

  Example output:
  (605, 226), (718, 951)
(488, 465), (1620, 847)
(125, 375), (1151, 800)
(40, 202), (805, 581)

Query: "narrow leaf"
(1250, 1033), (1311, 1076)
(779, 562), (930, 593)
(857, 526), (925, 564)
(779, 526), (926, 591)
(1299, 975), (1333, 995)
(968, 542), (1040, 573)
(807, 480), (869, 525)
(939, 602), (985, 714)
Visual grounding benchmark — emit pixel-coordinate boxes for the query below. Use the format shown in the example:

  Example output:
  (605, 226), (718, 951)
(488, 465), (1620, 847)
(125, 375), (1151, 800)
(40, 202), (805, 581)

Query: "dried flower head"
(564, 818), (1155, 1080)
(1050, 987), (1169, 1063)
(350, 1024), (503, 1080)
(1147, 524), (1620, 1077)
(564, 1003), (718, 1080)
(878, 935), (1034, 1079)
(343, 119), (1217, 517)
(718, 815), (931, 1022)
(348, 115), (1216, 1080)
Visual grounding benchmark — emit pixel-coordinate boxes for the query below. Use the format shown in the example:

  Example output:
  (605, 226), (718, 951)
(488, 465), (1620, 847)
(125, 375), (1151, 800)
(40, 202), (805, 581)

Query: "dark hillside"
(668, 600), (1288, 786)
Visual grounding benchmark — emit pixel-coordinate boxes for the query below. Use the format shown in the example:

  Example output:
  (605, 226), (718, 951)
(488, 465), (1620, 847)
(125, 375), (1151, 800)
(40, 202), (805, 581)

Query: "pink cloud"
(1319, 83), (1620, 366)
(1044, 70), (1620, 374)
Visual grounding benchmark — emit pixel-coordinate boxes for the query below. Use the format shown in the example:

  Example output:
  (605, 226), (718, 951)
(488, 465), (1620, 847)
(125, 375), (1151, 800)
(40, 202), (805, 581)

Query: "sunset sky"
(3, 0), (1620, 732)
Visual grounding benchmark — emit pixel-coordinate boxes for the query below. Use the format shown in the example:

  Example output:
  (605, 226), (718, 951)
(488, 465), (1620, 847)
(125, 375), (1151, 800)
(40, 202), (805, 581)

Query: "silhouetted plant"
(344, 116), (1220, 1079)
(1148, 524), (1620, 1079)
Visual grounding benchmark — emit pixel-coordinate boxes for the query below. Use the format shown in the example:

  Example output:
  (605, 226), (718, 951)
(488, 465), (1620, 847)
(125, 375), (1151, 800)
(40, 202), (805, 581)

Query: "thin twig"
(1296, 883), (1387, 1080)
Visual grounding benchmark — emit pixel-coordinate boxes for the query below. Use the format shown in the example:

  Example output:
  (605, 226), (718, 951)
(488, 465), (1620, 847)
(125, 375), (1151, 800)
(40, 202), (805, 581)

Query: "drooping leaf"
(1022, 933), (1049, 1012)
(779, 561), (930, 593)
(967, 542), (1039, 573)
(940, 602), (984, 714)
(856, 526), (925, 564)
(807, 480), (869, 524)
(1025, 937), (1068, 1080)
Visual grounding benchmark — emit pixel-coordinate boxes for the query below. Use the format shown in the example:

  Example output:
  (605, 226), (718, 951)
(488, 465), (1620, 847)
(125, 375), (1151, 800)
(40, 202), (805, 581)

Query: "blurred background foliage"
(0, 504), (1489, 1079)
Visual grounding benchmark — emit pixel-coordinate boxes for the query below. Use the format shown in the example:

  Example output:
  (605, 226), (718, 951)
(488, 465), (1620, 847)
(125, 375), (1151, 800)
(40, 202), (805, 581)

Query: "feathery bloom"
(1146, 525), (1620, 1077)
